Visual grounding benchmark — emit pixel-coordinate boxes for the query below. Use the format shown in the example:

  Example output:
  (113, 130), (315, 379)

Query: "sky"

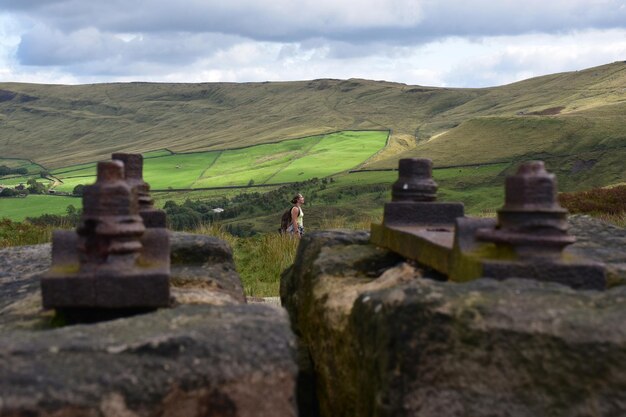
(0, 0), (625, 88)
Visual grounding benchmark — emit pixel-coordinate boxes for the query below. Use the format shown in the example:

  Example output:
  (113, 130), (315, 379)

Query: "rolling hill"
(1, 62), (624, 182)
(1, 61), (625, 228)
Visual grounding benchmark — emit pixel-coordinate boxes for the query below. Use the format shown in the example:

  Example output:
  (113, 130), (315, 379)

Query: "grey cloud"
(4, 0), (626, 79)
(17, 25), (244, 68)
(18, 26), (123, 65)
(3, 0), (625, 43)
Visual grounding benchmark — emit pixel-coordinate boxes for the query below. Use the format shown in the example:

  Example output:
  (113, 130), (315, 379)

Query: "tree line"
(20, 176), (392, 235)
(0, 165), (28, 176)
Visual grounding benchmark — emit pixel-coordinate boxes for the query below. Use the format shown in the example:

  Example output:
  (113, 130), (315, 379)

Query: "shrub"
(0, 188), (18, 197)
(72, 184), (86, 196)
(25, 205), (81, 228)
(0, 219), (53, 248)
(0, 165), (28, 176)
(26, 178), (47, 194)
(559, 185), (626, 215)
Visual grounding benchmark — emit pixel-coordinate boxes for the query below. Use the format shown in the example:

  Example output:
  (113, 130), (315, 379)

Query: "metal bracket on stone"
(112, 152), (166, 228)
(370, 158), (464, 275)
(41, 159), (170, 315)
(453, 161), (606, 289)
(370, 159), (607, 290)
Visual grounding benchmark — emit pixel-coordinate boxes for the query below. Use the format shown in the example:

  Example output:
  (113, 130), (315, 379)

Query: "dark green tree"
(72, 184), (86, 196)
(26, 179), (46, 194)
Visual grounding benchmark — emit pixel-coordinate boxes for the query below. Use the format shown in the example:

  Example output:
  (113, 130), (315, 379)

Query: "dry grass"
(317, 214), (379, 230)
(233, 232), (300, 297)
(0, 219), (53, 248)
(193, 216), (382, 297)
(192, 222), (238, 248)
(192, 222), (299, 297)
(596, 212), (626, 228)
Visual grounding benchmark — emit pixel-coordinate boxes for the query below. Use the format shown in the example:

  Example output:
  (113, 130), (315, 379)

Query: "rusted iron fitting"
(112, 153), (153, 211)
(77, 160), (145, 270)
(41, 158), (170, 313)
(392, 158), (438, 202)
(112, 152), (166, 228)
(476, 161), (575, 258)
(381, 158), (464, 226)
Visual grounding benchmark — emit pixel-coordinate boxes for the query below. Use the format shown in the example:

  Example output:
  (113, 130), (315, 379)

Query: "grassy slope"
(0, 79), (433, 167)
(0, 195), (79, 220)
(23, 130), (387, 193)
(1, 62), (625, 225)
(1, 62), (624, 173)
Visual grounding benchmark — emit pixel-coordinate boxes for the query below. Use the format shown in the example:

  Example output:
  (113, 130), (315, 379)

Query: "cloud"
(442, 29), (626, 87)
(2, 0), (625, 42)
(0, 0), (625, 86)
(0, 0), (423, 40)
(17, 25), (243, 66)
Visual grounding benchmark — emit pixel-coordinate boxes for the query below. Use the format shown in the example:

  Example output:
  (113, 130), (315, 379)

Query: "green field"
(0, 195), (80, 220)
(1, 176), (44, 187)
(1, 159), (508, 222)
(1, 130), (389, 220)
(22, 130), (388, 193)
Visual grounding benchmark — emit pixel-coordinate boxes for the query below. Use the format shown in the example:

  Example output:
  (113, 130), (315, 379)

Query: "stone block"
(0, 304), (298, 417)
(282, 230), (626, 417)
(351, 278), (626, 417)
(1, 233), (297, 416)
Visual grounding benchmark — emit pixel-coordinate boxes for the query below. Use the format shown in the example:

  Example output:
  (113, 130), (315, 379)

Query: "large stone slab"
(169, 232), (246, 305)
(0, 304), (297, 417)
(282, 225), (626, 417)
(0, 232), (297, 417)
(351, 277), (626, 417)
(566, 214), (626, 287)
(0, 232), (246, 331)
(280, 230), (409, 417)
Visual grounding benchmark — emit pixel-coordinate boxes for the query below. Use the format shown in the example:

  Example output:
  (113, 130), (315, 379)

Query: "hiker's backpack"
(279, 206), (300, 233)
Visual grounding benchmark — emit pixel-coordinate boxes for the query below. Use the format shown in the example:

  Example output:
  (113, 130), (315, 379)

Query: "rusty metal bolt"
(477, 161), (575, 259)
(78, 160), (145, 269)
(392, 158), (438, 202)
(112, 153), (155, 212)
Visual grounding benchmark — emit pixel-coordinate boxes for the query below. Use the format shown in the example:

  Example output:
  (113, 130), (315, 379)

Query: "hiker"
(282, 193), (304, 238)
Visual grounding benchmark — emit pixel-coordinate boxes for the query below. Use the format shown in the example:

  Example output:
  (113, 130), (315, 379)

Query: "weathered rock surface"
(566, 214), (626, 286)
(0, 233), (246, 331)
(282, 221), (626, 417)
(281, 230), (408, 417)
(170, 232), (245, 305)
(0, 243), (52, 330)
(352, 278), (626, 417)
(0, 304), (297, 417)
(0, 232), (297, 417)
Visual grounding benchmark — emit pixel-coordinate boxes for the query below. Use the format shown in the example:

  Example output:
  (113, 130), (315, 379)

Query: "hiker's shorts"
(287, 224), (304, 236)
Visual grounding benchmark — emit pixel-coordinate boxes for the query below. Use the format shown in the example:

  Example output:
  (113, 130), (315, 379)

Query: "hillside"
(1, 62), (624, 173)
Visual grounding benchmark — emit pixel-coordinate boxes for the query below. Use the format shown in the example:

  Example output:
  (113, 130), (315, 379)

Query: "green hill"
(1, 61), (625, 227)
(1, 61), (624, 177)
